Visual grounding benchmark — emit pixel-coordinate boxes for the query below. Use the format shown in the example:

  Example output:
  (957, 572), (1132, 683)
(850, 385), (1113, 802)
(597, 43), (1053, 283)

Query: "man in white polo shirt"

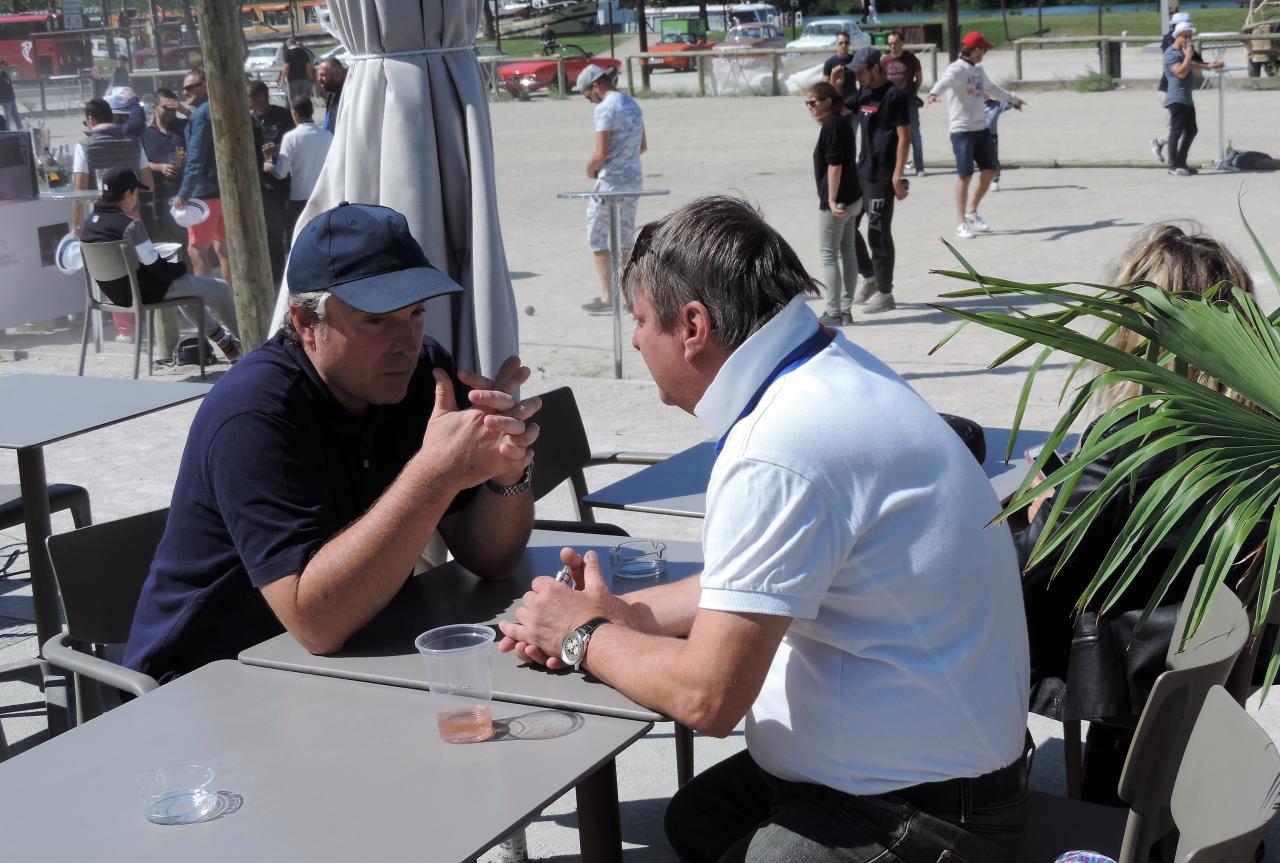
(499, 196), (1031, 861)
(264, 95), (334, 243)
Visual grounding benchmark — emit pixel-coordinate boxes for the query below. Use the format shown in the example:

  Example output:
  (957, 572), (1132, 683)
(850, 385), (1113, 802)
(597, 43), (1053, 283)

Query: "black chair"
(530, 386), (673, 537)
(42, 508), (167, 727)
(0, 483), (92, 534)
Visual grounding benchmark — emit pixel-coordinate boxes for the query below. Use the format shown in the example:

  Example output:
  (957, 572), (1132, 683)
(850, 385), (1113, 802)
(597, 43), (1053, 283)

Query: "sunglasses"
(622, 222), (657, 289)
(804, 99), (820, 108)
(182, 83), (203, 92)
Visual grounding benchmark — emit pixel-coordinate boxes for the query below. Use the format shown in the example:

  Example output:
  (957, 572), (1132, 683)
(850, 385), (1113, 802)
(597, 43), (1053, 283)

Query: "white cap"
(1171, 11), (1191, 24)
(1173, 20), (1195, 35)
(575, 63), (609, 93)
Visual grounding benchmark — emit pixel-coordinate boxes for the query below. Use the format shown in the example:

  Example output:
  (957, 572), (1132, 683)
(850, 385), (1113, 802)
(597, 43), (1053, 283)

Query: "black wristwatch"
(560, 616), (610, 671)
(485, 462), (533, 496)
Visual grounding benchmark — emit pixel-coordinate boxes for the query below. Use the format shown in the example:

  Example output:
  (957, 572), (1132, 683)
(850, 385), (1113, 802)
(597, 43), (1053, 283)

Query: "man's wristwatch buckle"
(485, 462), (533, 496)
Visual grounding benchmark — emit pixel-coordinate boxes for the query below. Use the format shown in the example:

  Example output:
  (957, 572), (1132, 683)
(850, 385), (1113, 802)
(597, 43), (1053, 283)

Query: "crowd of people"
(67, 56), (342, 363)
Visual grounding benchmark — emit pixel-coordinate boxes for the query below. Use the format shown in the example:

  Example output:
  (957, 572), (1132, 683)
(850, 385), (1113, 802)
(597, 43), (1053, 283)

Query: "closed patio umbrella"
(274, 0), (518, 375)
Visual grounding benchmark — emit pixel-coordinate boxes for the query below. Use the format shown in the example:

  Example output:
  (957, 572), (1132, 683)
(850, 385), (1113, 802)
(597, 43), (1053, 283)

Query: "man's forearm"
(894, 127), (910, 180)
(441, 485), (534, 579)
(616, 574), (702, 638)
(269, 453), (466, 653)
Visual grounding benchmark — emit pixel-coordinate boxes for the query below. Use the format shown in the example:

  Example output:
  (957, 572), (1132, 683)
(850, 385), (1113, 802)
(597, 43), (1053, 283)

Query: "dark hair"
(318, 56), (345, 71)
(888, 29), (905, 41)
(247, 79), (269, 97)
(622, 196), (818, 351)
(84, 98), (112, 124)
(154, 87), (177, 101)
(185, 67), (206, 83)
(836, 30), (850, 39)
(807, 81), (841, 106)
(291, 95), (314, 119)
(100, 188), (128, 205)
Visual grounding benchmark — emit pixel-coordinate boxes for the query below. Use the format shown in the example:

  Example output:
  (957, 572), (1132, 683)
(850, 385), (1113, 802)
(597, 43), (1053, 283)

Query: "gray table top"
(0, 661), (651, 862)
(0, 374), (212, 450)
(240, 530), (704, 723)
(582, 427), (1078, 518)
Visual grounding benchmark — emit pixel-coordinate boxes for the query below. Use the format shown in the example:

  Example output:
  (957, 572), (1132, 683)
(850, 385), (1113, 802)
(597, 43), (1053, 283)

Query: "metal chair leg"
(1064, 718), (1084, 799)
(131, 311), (143, 379)
(675, 722), (694, 786)
(78, 302), (91, 376)
(146, 310), (154, 376)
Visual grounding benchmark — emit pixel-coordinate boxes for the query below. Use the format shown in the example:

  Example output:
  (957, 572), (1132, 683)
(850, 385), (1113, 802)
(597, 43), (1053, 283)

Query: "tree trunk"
(193, 0), (275, 347)
(698, 0), (708, 34)
(480, 0), (495, 40)
(946, 0), (960, 61)
(999, 0), (1011, 42)
(637, 0), (649, 89)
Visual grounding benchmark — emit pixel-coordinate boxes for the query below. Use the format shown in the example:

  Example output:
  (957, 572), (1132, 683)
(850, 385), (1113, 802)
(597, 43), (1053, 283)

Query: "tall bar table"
(558, 188), (670, 378)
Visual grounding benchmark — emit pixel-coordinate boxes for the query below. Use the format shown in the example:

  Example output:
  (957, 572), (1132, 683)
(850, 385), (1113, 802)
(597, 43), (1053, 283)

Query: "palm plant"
(929, 209), (1280, 686)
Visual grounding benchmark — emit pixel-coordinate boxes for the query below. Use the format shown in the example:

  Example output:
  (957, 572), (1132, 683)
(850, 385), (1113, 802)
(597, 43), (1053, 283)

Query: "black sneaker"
(581, 298), (611, 314)
(213, 327), (242, 362)
(818, 313), (844, 327)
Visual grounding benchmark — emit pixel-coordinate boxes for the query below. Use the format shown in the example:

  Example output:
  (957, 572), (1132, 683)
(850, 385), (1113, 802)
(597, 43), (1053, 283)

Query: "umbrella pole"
(609, 200), (624, 379)
(194, 0), (277, 347)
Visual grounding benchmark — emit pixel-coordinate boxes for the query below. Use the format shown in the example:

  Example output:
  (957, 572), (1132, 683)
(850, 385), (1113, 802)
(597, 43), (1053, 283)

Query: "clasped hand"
(424, 355), (542, 488)
(498, 547), (627, 669)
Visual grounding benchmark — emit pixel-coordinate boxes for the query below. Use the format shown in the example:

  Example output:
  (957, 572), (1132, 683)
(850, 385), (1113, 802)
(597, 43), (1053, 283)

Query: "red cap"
(962, 31), (994, 50)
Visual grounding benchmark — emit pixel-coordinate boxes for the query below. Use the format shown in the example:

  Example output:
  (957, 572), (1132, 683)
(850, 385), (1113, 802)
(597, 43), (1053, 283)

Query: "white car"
(785, 18), (871, 53)
(244, 41), (285, 75)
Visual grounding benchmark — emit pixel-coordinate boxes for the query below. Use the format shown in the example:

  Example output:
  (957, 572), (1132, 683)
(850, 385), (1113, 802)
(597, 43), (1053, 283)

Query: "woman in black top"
(807, 82), (862, 327)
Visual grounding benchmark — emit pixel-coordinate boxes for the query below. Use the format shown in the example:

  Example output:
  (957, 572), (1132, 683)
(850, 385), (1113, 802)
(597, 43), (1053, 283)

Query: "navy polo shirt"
(124, 332), (475, 682)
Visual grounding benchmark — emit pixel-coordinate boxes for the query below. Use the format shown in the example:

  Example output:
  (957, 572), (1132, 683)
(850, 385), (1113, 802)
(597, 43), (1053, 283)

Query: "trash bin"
(1102, 41), (1122, 77)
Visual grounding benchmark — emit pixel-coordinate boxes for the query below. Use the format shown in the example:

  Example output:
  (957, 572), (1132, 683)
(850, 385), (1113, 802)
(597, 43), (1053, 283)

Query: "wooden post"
(638, 1), (651, 91)
(194, 0), (275, 347)
(946, 0), (960, 61)
(1015, 41), (1023, 80)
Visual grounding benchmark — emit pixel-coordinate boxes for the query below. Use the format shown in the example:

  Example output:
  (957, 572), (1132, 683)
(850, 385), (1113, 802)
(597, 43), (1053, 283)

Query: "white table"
(0, 661), (652, 862)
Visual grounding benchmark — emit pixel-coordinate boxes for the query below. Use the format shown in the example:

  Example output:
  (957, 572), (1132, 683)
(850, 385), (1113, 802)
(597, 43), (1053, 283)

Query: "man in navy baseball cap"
(124, 201), (541, 682)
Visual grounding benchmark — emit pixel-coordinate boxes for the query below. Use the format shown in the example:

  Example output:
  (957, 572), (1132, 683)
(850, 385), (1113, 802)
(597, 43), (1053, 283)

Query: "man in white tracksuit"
(925, 32), (1025, 239)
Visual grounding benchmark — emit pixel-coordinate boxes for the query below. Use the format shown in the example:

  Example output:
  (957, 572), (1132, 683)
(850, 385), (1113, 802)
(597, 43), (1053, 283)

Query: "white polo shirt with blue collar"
(694, 295), (1030, 796)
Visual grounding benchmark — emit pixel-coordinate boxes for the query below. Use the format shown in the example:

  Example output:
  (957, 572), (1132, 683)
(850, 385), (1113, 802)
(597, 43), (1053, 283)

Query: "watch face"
(561, 630), (585, 667)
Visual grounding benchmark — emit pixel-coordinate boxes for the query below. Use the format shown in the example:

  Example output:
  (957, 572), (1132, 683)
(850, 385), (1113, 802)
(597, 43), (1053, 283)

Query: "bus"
(0, 13), (83, 79)
(644, 4), (780, 33)
(241, 2), (330, 39)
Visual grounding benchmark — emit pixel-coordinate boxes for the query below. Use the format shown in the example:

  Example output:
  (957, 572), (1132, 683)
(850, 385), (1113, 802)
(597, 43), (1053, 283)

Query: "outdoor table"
(1202, 65), (1251, 168)
(557, 188), (670, 379)
(581, 427), (1076, 520)
(0, 661), (652, 862)
(0, 374), (210, 731)
(240, 529), (703, 801)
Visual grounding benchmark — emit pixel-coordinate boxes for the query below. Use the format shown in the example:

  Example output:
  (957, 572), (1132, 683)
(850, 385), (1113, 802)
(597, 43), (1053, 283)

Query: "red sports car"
(497, 44), (622, 95)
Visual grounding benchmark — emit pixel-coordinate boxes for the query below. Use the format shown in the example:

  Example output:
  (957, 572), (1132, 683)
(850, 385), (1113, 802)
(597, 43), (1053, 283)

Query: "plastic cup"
(415, 624), (495, 744)
(136, 764), (219, 825)
(610, 540), (667, 579)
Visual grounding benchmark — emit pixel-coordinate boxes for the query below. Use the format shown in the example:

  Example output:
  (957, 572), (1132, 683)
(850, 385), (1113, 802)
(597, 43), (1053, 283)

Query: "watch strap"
(485, 462), (533, 496)
(569, 616), (610, 671)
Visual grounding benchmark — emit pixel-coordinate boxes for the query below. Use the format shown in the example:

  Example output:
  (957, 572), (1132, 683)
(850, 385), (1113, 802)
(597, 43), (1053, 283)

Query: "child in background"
(983, 97), (1021, 191)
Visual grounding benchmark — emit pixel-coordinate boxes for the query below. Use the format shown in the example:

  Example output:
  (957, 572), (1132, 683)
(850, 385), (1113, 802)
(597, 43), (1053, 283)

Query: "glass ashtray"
(609, 540), (667, 579)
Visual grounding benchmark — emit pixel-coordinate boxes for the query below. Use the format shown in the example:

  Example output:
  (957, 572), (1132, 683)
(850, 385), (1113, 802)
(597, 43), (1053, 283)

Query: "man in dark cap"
(123, 202), (540, 683)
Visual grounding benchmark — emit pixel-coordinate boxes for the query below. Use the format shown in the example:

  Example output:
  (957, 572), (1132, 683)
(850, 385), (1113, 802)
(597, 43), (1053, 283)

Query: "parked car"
(784, 17), (871, 53)
(496, 44), (621, 94)
(713, 23), (787, 51)
(646, 31), (711, 71)
(244, 41), (284, 75)
(133, 45), (204, 71)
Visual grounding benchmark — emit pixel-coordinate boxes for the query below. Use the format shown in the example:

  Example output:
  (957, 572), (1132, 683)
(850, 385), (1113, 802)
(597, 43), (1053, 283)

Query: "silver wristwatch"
(560, 617), (610, 671)
(485, 462), (533, 496)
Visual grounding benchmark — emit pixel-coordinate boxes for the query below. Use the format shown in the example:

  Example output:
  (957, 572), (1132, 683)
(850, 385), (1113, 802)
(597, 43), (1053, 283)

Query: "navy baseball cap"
(848, 46), (881, 71)
(101, 165), (150, 194)
(287, 202), (463, 313)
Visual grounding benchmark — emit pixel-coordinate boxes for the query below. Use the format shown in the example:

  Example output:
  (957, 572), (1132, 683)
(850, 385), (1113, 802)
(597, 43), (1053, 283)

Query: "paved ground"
(3, 52), (1280, 860)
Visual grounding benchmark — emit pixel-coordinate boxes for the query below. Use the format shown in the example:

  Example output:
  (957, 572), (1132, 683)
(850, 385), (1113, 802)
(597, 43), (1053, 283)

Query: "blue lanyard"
(714, 326), (836, 456)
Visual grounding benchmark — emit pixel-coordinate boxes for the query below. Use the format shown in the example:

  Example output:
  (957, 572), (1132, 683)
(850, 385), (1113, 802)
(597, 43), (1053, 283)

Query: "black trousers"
(853, 229), (873, 280)
(1166, 102), (1197, 169)
(262, 188), (290, 288)
(857, 179), (897, 293)
(665, 750), (1028, 863)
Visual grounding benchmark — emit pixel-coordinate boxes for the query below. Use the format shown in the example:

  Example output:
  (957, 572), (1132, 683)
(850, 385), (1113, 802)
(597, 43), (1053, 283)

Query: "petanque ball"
(524, 305), (536, 316)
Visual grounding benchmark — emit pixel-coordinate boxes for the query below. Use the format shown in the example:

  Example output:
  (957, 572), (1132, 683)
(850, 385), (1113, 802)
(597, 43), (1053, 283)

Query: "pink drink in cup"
(415, 624), (495, 744)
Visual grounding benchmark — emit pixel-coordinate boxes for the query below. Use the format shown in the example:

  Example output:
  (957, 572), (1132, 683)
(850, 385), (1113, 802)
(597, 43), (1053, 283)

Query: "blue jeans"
(951, 129), (997, 178)
(0, 99), (22, 129)
(907, 100), (924, 170)
(666, 750), (1029, 863)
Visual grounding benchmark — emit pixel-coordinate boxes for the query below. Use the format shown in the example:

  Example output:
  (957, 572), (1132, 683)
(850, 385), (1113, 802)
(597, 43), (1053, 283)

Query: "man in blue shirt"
(173, 68), (232, 284)
(124, 203), (540, 682)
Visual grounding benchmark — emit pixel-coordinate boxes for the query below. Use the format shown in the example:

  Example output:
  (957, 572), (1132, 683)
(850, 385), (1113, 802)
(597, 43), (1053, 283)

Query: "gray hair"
(280, 290), (329, 344)
(621, 196), (818, 351)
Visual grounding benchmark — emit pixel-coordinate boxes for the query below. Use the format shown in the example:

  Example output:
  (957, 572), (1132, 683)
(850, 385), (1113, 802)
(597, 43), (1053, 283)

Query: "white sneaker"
(991, 179), (1000, 192)
(965, 212), (991, 232)
(954, 222), (975, 239)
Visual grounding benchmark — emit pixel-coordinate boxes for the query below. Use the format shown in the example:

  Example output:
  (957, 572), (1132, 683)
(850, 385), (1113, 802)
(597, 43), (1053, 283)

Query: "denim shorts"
(951, 128), (997, 177)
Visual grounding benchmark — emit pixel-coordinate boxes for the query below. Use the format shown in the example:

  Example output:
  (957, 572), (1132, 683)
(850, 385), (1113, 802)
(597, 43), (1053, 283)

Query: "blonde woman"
(1014, 223), (1255, 801)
